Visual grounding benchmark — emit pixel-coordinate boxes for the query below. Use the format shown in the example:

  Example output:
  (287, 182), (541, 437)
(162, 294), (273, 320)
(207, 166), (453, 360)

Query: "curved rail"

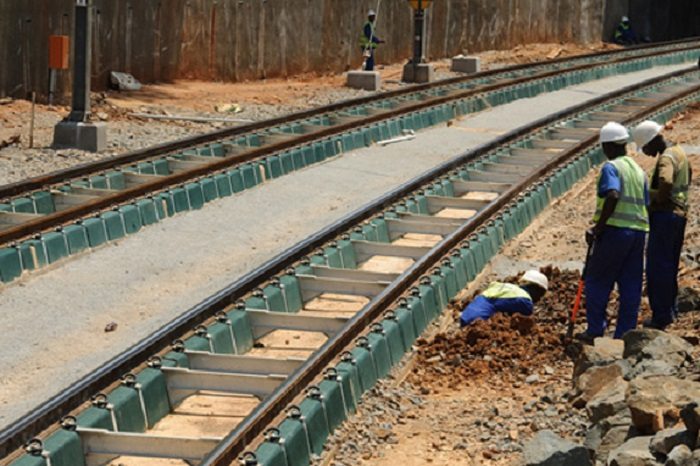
(0, 39), (698, 251)
(2, 67), (698, 465)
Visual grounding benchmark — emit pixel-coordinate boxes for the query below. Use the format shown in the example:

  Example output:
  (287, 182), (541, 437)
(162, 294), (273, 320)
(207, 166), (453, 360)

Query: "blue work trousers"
(363, 48), (376, 71)
(585, 226), (646, 338)
(647, 211), (687, 326)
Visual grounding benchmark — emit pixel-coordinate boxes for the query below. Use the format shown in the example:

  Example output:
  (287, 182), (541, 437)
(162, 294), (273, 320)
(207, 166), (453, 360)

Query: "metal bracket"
(386, 218), (456, 237)
(0, 212), (44, 227)
(451, 179), (511, 196)
(245, 309), (348, 338)
(77, 427), (221, 466)
(479, 162), (528, 175)
(185, 351), (304, 376)
(396, 212), (463, 226)
(309, 265), (400, 282)
(465, 170), (521, 183)
(162, 367), (285, 404)
(297, 276), (387, 301)
(352, 240), (431, 261)
(425, 195), (490, 213)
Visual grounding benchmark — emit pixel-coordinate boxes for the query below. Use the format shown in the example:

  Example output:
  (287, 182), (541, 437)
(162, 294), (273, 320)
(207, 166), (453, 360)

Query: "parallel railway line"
(2, 62), (699, 465)
(0, 40), (699, 284)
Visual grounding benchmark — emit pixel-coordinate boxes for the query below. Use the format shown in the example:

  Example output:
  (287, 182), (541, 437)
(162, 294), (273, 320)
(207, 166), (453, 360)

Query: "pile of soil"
(410, 267), (583, 389)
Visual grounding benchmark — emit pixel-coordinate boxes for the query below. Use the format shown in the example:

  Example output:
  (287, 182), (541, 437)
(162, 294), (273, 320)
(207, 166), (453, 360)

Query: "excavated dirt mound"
(410, 267), (583, 390)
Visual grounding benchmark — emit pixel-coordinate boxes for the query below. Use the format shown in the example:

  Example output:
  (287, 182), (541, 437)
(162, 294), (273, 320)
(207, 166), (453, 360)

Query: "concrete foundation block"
(402, 63), (435, 83)
(451, 56), (481, 74)
(346, 71), (381, 91)
(53, 121), (107, 152)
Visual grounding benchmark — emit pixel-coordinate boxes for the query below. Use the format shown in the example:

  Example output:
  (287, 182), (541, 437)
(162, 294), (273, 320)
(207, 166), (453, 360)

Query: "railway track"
(2, 65), (699, 466)
(0, 40), (699, 284)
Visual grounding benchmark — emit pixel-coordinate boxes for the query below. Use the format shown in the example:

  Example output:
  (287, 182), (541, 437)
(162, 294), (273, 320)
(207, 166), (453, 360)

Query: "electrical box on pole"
(53, 0), (107, 152)
(408, 0), (433, 9)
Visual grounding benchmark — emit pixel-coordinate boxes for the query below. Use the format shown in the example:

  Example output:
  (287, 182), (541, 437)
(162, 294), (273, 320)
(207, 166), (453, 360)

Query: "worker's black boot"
(573, 331), (597, 345)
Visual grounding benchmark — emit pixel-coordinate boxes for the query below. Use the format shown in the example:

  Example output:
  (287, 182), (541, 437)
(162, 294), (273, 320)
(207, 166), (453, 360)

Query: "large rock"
(597, 426), (631, 463)
(575, 363), (626, 408)
(523, 430), (592, 466)
(665, 444), (693, 466)
(575, 338), (625, 377)
(628, 359), (681, 379)
(680, 402), (700, 449)
(623, 330), (693, 369)
(691, 449), (700, 465)
(650, 427), (691, 455)
(607, 436), (657, 466)
(585, 412), (632, 460)
(587, 379), (630, 423)
(627, 376), (700, 434)
(676, 286), (700, 313)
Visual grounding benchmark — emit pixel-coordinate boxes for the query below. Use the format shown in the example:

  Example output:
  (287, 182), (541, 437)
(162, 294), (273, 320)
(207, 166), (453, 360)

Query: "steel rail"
(1, 42), (699, 248)
(201, 71), (700, 465)
(2, 38), (694, 199)
(1, 67), (697, 460)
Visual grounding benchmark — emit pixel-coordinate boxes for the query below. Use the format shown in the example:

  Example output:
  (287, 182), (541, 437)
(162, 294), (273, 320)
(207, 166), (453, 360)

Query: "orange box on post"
(49, 35), (70, 70)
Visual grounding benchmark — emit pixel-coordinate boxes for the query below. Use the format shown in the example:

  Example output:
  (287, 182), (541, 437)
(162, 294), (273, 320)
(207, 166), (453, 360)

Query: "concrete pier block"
(402, 63), (435, 84)
(451, 56), (481, 74)
(346, 71), (381, 91)
(53, 121), (107, 152)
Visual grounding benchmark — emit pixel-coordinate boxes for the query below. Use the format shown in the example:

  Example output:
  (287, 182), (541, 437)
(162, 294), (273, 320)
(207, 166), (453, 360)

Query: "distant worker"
(577, 122), (649, 343)
(632, 120), (692, 330)
(459, 270), (548, 327)
(360, 9), (385, 71)
(614, 16), (638, 46)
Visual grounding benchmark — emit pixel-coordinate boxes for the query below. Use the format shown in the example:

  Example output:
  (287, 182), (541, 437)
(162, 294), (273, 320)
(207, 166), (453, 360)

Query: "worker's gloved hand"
(585, 228), (596, 246)
(586, 226), (604, 246)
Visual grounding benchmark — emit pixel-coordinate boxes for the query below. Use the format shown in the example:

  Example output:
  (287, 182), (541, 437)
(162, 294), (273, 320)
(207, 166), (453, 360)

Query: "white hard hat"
(622, 16), (630, 22)
(368, 9), (376, 16)
(632, 120), (663, 148)
(520, 270), (549, 291)
(599, 122), (629, 144)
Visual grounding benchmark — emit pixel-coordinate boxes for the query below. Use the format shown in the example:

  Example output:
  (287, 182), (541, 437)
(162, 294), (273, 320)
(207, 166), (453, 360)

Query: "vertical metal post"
(68, 0), (92, 122)
(412, 0), (426, 65)
(29, 92), (36, 148)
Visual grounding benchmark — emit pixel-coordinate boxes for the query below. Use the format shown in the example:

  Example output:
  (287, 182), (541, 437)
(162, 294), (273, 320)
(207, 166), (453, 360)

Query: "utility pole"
(411, 1), (426, 66)
(68, 0), (91, 122)
(402, 0), (435, 83)
(53, 0), (107, 152)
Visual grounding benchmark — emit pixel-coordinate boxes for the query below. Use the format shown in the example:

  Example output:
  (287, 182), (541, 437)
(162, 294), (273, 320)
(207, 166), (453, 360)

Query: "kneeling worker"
(460, 270), (549, 327)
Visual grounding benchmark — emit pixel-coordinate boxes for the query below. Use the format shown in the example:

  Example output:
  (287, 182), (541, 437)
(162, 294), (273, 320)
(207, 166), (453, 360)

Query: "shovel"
(566, 241), (594, 340)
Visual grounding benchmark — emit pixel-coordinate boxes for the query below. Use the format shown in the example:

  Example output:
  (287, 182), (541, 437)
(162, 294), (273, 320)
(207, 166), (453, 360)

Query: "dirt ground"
(0, 42), (617, 186)
(315, 107), (700, 465)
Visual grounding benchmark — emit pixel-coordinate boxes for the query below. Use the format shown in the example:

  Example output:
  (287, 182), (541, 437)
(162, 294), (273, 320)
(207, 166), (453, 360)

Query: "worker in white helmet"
(632, 120), (692, 329)
(459, 270), (548, 326)
(360, 9), (385, 71)
(578, 122), (649, 343)
(614, 15), (638, 46)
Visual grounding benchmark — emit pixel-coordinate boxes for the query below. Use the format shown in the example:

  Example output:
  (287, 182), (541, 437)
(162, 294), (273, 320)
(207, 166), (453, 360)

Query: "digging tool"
(566, 241), (595, 339)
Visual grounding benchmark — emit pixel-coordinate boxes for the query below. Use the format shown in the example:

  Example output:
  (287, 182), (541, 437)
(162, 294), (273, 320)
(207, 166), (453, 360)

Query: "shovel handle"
(566, 279), (584, 338)
(567, 242), (594, 338)
(571, 279), (584, 322)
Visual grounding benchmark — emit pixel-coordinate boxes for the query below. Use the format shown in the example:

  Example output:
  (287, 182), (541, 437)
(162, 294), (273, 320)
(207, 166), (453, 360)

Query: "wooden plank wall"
(0, 0), (609, 101)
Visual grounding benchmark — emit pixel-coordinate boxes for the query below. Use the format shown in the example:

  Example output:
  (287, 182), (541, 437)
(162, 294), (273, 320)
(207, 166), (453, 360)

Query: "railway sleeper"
(2, 49), (699, 287)
(6, 71), (700, 466)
